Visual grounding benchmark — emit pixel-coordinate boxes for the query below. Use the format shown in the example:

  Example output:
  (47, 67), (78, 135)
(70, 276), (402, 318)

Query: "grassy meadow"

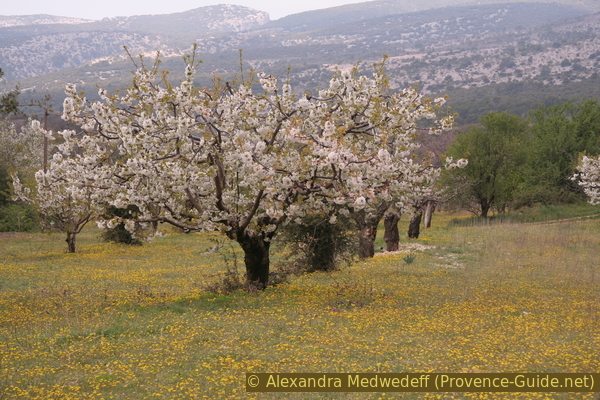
(1, 208), (599, 399)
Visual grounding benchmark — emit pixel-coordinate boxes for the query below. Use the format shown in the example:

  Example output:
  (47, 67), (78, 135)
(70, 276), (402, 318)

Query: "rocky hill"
(1, 1), (599, 124)
(0, 5), (270, 80)
(188, 2), (595, 96)
(0, 31), (168, 80)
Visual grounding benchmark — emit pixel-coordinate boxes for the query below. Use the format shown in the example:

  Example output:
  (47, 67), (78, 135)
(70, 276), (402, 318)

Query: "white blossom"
(354, 196), (367, 209)
(282, 176), (293, 188)
(575, 155), (600, 204)
(124, 219), (136, 234)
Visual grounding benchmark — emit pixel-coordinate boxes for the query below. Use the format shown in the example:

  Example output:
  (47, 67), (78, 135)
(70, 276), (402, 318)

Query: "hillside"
(0, 5), (270, 80)
(1, 1), (599, 125)
(0, 31), (167, 80)
(262, 0), (598, 32)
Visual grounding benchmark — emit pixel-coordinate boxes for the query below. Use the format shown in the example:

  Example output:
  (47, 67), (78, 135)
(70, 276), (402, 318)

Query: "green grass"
(0, 209), (599, 399)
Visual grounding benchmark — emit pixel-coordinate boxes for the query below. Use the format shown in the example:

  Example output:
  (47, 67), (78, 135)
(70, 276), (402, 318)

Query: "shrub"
(277, 213), (358, 273)
(203, 238), (289, 293)
(402, 253), (417, 264)
(100, 205), (143, 245)
(204, 264), (247, 294)
(0, 202), (40, 232)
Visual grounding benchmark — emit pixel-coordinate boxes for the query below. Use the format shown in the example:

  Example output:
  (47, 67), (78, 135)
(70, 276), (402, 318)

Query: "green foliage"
(277, 213), (358, 273)
(444, 100), (600, 213)
(402, 253), (417, 264)
(0, 202), (40, 232)
(520, 99), (600, 205)
(0, 164), (11, 207)
(0, 86), (20, 115)
(442, 112), (528, 216)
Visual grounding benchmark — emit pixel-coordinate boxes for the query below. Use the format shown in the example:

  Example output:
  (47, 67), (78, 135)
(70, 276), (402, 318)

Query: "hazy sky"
(2, 0), (371, 21)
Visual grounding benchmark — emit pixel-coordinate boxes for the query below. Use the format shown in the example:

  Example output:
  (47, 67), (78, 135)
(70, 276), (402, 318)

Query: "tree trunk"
(353, 202), (389, 259)
(65, 232), (77, 253)
(383, 212), (400, 252)
(358, 224), (377, 258)
(480, 198), (492, 218)
(408, 212), (422, 239)
(423, 200), (435, 228)
(237, 234), (271, 289)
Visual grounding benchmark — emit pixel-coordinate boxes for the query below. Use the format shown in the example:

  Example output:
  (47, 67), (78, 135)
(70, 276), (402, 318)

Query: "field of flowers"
(1, 212), (599, 399)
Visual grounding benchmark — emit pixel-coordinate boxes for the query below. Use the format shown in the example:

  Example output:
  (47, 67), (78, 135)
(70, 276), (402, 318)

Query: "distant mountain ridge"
(0, 14), (94, 28)
(262, 0), (598, 32)
(88, 5), (270, 35)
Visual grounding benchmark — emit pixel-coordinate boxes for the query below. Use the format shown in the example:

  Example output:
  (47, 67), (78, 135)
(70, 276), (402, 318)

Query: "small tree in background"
(12, 120), (104, 252)
(0, 118), (44, 231)
(0, 120), (44, 202)
(0, 67), (20, 115)
(2, 66), (58, 232)
(442, 112), (528, 217)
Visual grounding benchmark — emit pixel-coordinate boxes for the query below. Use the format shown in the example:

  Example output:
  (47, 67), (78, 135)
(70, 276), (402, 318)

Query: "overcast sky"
(2, 0), (371, 21)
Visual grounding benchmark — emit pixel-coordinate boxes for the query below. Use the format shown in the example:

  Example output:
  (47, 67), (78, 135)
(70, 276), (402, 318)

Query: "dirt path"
(0, 232), (32, 239)
(526, 213), (600, 225)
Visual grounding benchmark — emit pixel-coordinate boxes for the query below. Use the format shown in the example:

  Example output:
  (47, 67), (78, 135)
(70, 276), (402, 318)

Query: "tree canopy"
(525, 99), (600, 204)
(442, 112), (528, 217)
